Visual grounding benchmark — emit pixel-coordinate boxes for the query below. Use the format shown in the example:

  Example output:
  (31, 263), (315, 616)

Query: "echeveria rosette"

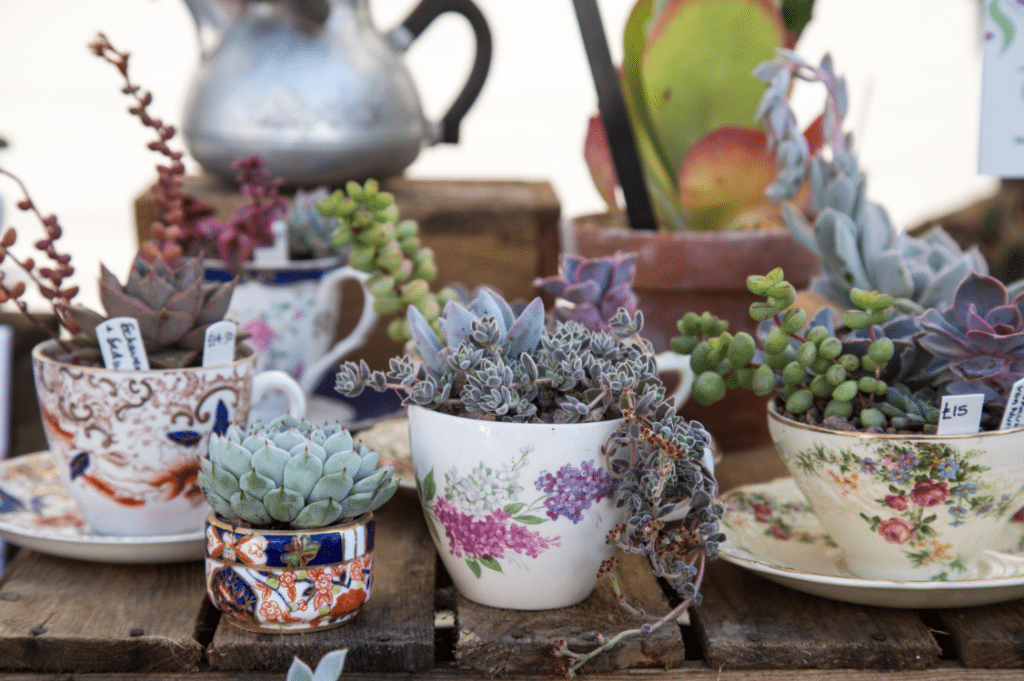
(199, 415), (398, 530)
(918, 272), (1024, 405)
(533, 253), (639, 333)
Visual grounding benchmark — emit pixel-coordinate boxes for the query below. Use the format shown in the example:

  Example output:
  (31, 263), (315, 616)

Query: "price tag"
(999, 377), (1024, 430)
(937, 394), (986, 436)
(202, 320), (237, 367)
(96, 317), (150, 371)
(979, 1), (1024, 175)
(252, 219), (289, 266)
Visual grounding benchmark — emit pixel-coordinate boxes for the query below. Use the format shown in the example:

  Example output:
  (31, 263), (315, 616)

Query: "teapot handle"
(391, 0), (493, 144)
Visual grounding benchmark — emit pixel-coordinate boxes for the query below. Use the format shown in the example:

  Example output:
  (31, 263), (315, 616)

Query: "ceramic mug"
(204, 258), (378, 395)
(768, 402), (1024, 581)
(32, 340), (306, 537)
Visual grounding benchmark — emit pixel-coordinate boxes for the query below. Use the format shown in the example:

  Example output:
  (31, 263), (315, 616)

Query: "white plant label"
(999, 377), (1024, 430)
(979, 1), (1024, 174)
(96, 317), (150, 371)
(202, 320), (237, 367)
(252, 219), (289, 266)
(937, 394), (986, 436)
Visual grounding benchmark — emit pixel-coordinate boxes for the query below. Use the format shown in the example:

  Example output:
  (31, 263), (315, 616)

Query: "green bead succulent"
(199, 415), (398, 530)
(316, 178), (457, 342)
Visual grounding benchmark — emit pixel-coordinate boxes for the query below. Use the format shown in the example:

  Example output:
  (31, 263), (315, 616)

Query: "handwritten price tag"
(202, 320), (237, 367)
(937, 394), (985, 436)
(96, 317), (150, 371)
(999, 377), (1024, 430)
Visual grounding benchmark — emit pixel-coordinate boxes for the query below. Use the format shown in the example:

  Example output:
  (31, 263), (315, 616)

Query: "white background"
(0, 0), (998, 309)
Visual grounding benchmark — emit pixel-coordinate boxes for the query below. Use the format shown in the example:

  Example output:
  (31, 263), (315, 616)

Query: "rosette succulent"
(199, 416), (398, 530)
(287, 187), (341, 259)
(919, 272), (1024, 404)
(68, 255), (238, 368)
(533, 252), (639, 332)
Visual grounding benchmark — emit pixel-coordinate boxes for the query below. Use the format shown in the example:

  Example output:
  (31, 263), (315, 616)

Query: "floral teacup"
(768, 402), (1024, 581)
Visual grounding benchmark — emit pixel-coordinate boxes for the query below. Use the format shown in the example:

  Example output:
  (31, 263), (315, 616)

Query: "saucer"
(0, 452), (205, 564)
(719, 478), (1024, 608)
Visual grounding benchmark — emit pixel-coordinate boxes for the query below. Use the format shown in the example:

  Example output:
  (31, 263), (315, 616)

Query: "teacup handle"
(654, 351), (695, 409)
(299, 267), (378, 394)
(253, 370), (308, 419)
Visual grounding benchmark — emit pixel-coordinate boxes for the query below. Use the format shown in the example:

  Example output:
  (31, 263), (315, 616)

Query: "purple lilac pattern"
(432, 496), (559, 560)
(534, 461), (618, 524)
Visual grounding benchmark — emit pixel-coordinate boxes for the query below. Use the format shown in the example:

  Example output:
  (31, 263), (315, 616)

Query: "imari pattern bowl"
(205, 511), (375, 632)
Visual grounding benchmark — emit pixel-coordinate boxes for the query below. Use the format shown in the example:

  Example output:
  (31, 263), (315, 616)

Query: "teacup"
(767, 401), (1024, 581)
(204, 258), (377, 396)
(32, 340), (305, 537)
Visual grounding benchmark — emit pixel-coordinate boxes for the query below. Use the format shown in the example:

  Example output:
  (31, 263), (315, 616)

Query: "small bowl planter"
(205, 511), (375, 633)
(408, 405), (624, 610)
(767, 400), (1024, 582)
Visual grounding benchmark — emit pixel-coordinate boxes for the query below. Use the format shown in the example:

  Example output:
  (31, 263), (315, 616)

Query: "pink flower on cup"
(910, 480), (949, 507)
(884, 493), (909, 511)
(243, 317), (276, 351)
(878, 517), (916, 544)
(752, 502), (772, 523)
(769, 524), (790, 541)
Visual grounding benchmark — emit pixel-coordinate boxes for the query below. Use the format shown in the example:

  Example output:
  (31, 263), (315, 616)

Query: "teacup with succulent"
(672, 51), (1024, 583)
(336, 272), (721, 675)
(200, 415), (397, 632)
(0, 34), (306, 538)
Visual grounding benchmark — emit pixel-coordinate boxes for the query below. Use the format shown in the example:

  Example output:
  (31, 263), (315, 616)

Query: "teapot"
(181, 0), (491, 185)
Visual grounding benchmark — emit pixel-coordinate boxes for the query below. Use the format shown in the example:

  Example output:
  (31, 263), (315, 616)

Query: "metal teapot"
(181, 0), (491, 185)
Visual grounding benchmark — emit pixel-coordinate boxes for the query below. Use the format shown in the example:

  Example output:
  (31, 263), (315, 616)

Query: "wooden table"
(1, 443), (1023, 680)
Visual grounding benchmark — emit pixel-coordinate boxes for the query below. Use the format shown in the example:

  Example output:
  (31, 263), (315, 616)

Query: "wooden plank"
(207, 492), (436, 673)
(4, 661), (1022, 681)
(0, 550), (206, 673)
(454, 551), (685, 675)
(941, 601), (1024, 668)
(692, 560), (941, 670)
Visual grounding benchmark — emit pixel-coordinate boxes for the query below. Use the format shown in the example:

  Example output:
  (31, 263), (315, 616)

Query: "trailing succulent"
(316, 179), (458, 342)
(199, 415), (398, 530)
(533, 252), (639, 333)
(754, 50), (1000, 314)
(676, 268), (1024, 432)
(334, 287), (723, 676)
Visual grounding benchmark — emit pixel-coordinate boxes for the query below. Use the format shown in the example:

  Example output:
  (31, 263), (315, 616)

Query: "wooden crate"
(134, 176), (561, 372)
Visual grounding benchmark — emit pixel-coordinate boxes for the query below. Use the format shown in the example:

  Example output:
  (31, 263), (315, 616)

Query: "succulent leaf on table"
(199, 415), (398, 530)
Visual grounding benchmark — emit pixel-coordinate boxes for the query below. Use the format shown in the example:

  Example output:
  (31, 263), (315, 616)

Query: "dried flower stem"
(89, 31), (183, 264)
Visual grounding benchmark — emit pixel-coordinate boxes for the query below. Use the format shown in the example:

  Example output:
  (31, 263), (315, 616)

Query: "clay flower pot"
(205, 511), (375, 632)
(408, 406), (624, 610)
(564, 216), (821, 451)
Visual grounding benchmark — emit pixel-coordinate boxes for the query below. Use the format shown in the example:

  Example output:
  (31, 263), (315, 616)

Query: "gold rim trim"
(766, 399), (1024, 440)
(32, 339), (258, 373)
(206, 511), (373, 537)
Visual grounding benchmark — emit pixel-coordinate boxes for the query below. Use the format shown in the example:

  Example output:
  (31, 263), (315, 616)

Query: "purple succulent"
(918, 272), (1024, 404)
(533, 252), (639, 332)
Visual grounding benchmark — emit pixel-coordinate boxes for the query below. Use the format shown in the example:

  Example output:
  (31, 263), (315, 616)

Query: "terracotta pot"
(205, 511), (375, 633)
(564, 216), (821, 451)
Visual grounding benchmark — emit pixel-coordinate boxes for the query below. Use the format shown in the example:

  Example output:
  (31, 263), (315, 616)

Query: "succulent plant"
(287, 187), (342, 259)
(66, 255), (238, 368)
(584, 0), (819, 231)
(918, 271), (1024, 405)
(287, 650), (347, 681)
(533, 252), (639, 332)
(317, 178), (458, 341)
(755, 50), (988, 314)
(199, 415), (398, 530)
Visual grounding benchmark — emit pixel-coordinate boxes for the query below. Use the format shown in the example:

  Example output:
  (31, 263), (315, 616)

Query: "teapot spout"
(182, 0), (234, 59)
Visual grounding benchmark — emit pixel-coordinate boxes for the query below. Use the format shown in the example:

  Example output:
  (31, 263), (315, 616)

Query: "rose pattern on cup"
(417, 447), (618, 579)
(722, 489), (837, 546)
(795, 440), (1024, 579)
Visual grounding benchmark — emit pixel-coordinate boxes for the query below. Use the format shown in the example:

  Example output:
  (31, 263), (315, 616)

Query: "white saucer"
(0, 452), (205, 564)
(719, 478), (1024, 608)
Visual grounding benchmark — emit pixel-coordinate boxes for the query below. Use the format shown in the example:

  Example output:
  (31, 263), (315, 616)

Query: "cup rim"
(406, 404), (625, 433)
(766, 397), (1024, 440)
(32, 338), (257, 373)
(205, 510), (373, 537)
(203, 255), (345, 275)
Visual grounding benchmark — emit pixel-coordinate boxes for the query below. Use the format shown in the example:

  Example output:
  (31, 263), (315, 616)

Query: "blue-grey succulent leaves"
(199, 415), (398, 529)
(409, 289), (545, 375)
